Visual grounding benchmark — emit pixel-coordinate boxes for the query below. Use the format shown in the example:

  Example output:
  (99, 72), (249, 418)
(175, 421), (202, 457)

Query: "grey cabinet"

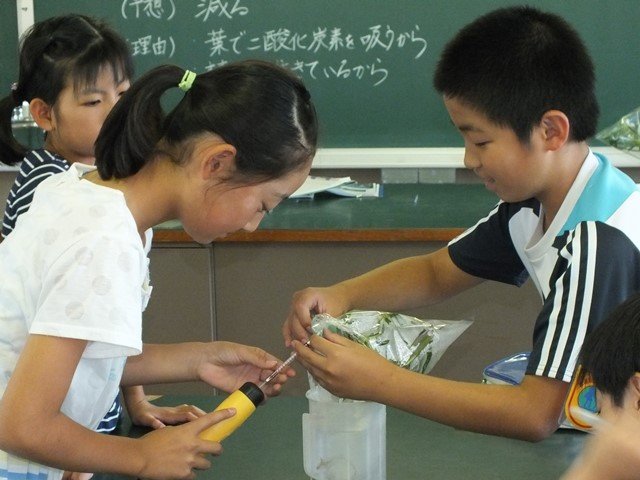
(142, 245), (215, 395)
(211, 242), (538, 396)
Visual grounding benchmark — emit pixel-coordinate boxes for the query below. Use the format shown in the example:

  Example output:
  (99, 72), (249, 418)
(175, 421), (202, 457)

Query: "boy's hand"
(136, 409), (234, 480)
(282, 286), (350, 346)
(293, 330), (395, 401)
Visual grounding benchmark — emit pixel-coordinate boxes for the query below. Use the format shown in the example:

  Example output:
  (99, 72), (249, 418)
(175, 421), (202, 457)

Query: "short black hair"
(433, 6), (599, 144)
(578, 293), (640, 407)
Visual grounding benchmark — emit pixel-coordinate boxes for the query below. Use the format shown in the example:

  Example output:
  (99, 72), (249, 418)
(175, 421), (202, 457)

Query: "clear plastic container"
(303, 386), (386, 480)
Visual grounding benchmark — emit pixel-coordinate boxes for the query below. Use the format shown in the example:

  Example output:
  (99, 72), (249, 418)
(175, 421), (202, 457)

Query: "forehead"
(443, 96), (523, 142)
(444, 96), (493, 130)
(69, 64), (129, 95)
(261, 165), (310, 196)
(255, 165), (310, 203)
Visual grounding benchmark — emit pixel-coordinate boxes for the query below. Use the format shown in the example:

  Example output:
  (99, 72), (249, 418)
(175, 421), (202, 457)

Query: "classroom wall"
(0, 174), (15, 204)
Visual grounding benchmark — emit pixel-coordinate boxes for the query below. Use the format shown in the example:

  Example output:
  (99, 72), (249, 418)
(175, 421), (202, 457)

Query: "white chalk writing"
(200, 25), (426, 85)
(195, 0), (248, 21)
(130, 35), (176, 58)
(121, 0), (176, 20)
(208, 26), (425, 58)
(122, 2), (427, 86)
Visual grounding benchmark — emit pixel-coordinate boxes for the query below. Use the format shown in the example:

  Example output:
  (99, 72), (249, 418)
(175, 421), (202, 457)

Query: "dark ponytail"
(0, 94), (26, 166)
(96, 60), (318, 181)
(95, 65), (183, 178)
(0, 14), (132, 166)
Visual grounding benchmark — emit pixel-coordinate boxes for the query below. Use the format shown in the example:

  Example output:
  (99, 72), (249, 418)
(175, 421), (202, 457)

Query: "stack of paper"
(290, 176), (382, 199)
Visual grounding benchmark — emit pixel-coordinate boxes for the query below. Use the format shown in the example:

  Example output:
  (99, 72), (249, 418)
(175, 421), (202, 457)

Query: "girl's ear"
(201, 143), (237, 181)
(539, 110), (570, 151)
(29, 98), (55, 131)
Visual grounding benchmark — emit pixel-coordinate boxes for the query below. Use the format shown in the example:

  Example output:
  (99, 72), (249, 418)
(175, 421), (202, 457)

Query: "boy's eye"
(475, 141), (489, 147)
(83, 99), (101, 106)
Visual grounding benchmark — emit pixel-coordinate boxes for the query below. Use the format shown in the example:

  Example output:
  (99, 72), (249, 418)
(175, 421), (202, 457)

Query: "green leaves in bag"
(312, 311), (471, 375)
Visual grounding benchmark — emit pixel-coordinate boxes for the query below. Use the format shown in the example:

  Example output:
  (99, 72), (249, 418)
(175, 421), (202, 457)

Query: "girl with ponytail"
(0, 58), (317, 479)
(0, 16), (214, 478)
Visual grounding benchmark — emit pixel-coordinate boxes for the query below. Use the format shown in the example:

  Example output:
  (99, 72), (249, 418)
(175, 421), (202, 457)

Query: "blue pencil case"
(482, 352), (530, 385)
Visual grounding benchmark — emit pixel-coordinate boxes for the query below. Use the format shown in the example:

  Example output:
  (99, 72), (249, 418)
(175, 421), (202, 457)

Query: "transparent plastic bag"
(311, 311), (472, 374)
(596, 106), (640, 158)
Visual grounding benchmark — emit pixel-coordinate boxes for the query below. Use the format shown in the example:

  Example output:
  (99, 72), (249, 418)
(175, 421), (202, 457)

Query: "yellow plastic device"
(199, 382), (265, 442)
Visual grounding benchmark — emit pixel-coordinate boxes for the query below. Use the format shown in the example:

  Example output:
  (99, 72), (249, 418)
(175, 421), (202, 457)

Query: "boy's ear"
(631, 373), (640, 410)
(29, 98), (54, 131)
(201, 143), (237, 181)
(539, 110), (570, 151)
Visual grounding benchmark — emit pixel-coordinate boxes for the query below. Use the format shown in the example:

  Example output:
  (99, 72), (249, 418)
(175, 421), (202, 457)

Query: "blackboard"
(1, 1), (19, 104)
(4, 0), (640, 148)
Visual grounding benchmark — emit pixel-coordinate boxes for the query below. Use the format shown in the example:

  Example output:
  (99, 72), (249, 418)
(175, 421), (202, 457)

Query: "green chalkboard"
(0, 1), (18, 102)
(3, 0), (640, 148)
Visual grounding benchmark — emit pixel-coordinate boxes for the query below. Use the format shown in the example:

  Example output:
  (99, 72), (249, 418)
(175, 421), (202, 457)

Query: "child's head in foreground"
(0, 14), (133, 165)
(433, 6), (599, 147)
(578, 293), (640, 421)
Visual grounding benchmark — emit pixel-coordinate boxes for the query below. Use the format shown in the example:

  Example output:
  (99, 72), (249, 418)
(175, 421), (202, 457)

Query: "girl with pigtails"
(0, 15), (243, 480)
(0, 60), (317, 479)
(0, 11), (211, 437)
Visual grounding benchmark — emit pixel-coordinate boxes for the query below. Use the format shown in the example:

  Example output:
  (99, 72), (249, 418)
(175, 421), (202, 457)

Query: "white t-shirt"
(0, 164), (153, 480)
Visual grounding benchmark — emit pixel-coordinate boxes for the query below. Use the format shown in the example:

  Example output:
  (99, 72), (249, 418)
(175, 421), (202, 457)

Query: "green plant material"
(405, 330), (433, 373)
(596, 107), (640, 157)
(312, 311), (471, 375)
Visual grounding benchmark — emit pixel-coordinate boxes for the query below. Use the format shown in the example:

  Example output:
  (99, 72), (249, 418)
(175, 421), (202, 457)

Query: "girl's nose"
(243, 215), (262, 233)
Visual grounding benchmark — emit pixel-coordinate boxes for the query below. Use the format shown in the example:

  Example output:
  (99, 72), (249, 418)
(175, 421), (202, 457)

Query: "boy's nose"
(463, 149), (480, 170)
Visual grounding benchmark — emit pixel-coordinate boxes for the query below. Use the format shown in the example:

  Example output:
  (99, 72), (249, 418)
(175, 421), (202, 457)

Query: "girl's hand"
(62, 472), (93, 480)
(136, 409), (235, 480)
(128, 397), (206, 429)
(293, 330), (395, 401)
(282, 286), (350, 346)
(196, 342), (295, 396)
